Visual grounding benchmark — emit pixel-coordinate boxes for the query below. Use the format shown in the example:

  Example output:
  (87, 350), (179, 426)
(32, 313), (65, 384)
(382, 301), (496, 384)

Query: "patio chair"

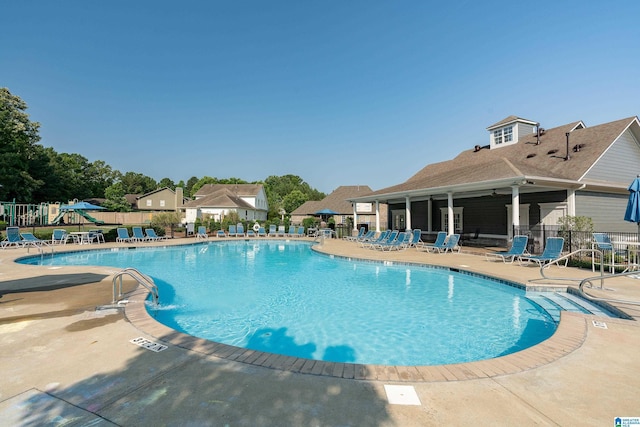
(368, 230), (399, 250)
(145, 228), (167, 241)
(287, 225), (297, 237)
(359, 230), (390, 248)
(485, 235), (529, 263)
(194, 226), (208, 240)
(228, 224), (237, 237)
(1, 226), (24, 249)
(357, 230), (376, 243)
(51, 229), (69, 245)
(132, 226), (150, 242)
(518, 237), (566, 267)
(427, 233), (461, 253)
(296, 226), (305, 237)
(216, 229), (227, 238)
(267, 224), (277, 237)
(591, 233), (623, 273)
(408, 229), (423, 247)
(236, 223), (246, 237)
(345, 227), (365, 242)
(417, 231), (447, 252)
(257, 227), (267, 237)
(374, 231), (412, 251)
(246, 228), (256, 238)
(20, 232), (50, 248)
(277, 225), (286, 237)
(116, 227), (134, 243)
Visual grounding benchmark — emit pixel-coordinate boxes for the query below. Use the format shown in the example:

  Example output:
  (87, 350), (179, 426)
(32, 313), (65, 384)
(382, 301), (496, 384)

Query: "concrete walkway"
(1, 237), (639, 426)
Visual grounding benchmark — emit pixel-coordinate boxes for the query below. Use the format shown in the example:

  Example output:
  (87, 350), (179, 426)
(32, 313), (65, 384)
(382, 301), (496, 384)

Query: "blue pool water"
(20, 240), (556, 365)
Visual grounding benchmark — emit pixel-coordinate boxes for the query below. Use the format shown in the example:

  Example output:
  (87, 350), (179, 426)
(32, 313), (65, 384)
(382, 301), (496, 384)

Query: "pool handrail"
(112, 267), (159, 306)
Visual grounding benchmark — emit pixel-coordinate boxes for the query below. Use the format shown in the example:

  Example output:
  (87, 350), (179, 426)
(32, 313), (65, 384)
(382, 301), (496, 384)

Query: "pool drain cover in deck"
(130, 337), (168, 352)
(384, 385), (421, 405)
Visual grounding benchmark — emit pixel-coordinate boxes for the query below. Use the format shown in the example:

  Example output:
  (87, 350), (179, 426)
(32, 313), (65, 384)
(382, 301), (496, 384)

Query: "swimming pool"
(21, 240), (556, 365)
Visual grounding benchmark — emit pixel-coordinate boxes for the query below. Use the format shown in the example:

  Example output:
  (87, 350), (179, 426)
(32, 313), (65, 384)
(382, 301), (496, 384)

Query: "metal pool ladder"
(112, 267), (159, 306)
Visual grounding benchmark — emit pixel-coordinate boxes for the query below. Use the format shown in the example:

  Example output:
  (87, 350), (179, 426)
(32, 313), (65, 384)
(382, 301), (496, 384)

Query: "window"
(493, 129), (502, 145)
(146, 200), (152, 207)
(160, 200), (165, 207)
(503, 126), (513, 142)
(440, 207), (464, 233)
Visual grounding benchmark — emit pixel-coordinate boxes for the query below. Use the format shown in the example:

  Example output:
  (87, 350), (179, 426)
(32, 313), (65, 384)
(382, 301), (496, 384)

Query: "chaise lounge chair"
(195, 226), (209, 240)
(116, 227), (134, 243)
(145, 228), (168, 241)
(591, 232), (624, 273)
(424, 233), (461, 253)
(368, 230), (399, 250)
(20, 231), (50, 248)
(50, 228), (69, 245)
(485, 235), (529, 263)
(359, 230), (390, 248)
(228, 224), (237, 237)
(345, 227), (366, 242)
(267, 224), (277, 237)
(236, 223), (246, 238)
(416, 231), (447, 252)
(132, 226), (150, 242)
(518, 237), (566, 267)
(1, 227), (24, 249)
(216, 229), (227, 238)
(257, 227), (267, 237)
(277, 225), (286, 237)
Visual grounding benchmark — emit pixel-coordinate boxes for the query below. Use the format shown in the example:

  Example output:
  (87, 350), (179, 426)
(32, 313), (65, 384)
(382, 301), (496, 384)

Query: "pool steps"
(526, 291), (616, 322)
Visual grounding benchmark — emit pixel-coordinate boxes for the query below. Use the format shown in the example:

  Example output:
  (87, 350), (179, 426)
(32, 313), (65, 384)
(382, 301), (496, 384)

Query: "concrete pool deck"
(1, 237), (639, 425)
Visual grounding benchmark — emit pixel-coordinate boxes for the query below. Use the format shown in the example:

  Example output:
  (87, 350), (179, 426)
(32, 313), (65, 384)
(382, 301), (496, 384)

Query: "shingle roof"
(291, 185), (373, 215)
(183, 188), (254, 209)
(486, 115), (537, 130)
(366, 116), (638, 197)
(194, 184), (263, 198)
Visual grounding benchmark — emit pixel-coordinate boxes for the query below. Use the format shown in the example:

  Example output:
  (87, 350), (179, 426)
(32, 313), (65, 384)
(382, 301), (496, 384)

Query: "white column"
(352, 204), (358, 232)
(447, 192), (454, 235)
(427, 198), (433, 232)
(511, 185), (520, 235)
(375, 201), (380, 231)
(567, 189), (576, 216)
(405, 196), (412, 231)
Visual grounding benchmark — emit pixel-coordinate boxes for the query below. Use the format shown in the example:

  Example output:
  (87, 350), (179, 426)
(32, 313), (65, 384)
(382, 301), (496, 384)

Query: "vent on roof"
(573, 143), (586, 152)
(526, 153), (536, 159)
(547, 149), (558, 155)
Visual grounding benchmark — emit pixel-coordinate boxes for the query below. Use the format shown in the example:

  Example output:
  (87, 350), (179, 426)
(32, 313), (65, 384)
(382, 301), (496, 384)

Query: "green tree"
(263, 175), (325, 219)
(185, 176), (199, 197)
(102, 182), (131, 211)
(282, 189), (308, 215)
(0, 88), (43, 201)
(120, 172), (157, 194)
(158, 177), (175, 189)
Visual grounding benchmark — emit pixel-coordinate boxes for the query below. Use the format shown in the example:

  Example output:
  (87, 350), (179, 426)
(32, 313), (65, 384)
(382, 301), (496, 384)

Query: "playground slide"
(51, 210), (66, 225)
(76, 209), (105, 225)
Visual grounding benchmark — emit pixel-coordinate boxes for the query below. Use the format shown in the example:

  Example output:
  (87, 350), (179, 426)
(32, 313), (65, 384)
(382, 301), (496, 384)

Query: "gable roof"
(355, 116), (639, 201)
(136, 187), (175, 200)
(291, 185), (373, 215)
(487, 115), (538, 130)
(183, 187), (254, 209)
(194, 183), (263, 198)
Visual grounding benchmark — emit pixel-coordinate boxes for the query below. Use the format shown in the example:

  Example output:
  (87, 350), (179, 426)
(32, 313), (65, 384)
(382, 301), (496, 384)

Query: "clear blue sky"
(4, 1), (639, 194)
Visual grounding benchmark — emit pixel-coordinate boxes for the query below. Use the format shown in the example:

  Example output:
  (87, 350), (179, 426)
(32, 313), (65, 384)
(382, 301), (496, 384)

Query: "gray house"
(348, 115), (640, 246)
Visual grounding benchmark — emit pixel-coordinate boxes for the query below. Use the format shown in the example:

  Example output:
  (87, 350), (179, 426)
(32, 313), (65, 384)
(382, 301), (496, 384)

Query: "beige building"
(136, 187), (185, 211)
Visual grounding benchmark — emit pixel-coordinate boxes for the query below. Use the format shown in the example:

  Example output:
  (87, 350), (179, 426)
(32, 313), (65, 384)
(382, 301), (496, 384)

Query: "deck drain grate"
(592, 320), (608, 329)
(130, 337), (168, 352)
(384, 385), (421, 406)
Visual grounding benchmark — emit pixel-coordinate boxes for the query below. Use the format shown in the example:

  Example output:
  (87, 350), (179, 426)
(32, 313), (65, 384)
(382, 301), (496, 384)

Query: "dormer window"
(487, 116), (537, 149)
(493, 126), (512, 145)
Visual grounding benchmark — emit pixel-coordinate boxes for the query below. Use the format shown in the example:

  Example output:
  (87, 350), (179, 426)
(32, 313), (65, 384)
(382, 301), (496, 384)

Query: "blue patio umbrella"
(61, 201), (106, 211)
(624, 175), (640, 235)
(314, 208), (338, 215)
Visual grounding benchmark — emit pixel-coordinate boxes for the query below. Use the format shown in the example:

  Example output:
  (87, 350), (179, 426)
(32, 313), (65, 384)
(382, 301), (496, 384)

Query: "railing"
(578, 270), (640, 307)
(528, 248), (606, 287)
(112, 267), (159, 306)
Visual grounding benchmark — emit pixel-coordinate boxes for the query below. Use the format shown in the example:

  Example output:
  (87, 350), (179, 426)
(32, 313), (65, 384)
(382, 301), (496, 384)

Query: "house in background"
(136, 187), (185, 211)
(348, 115), (640, 247)
(291, 185), (388, 231)
(183, 184), (268, 223)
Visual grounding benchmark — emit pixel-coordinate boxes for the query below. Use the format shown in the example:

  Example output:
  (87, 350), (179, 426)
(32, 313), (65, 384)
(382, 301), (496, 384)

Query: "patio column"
(427, 197), (433, 232)
(567, 189), (576, 216)
(352, 204), (358, 232)
(447, 192), (454, 235)
(511, 185), (520, 234)
(405, 196), (412, 231)
(375, 200), (380, 231)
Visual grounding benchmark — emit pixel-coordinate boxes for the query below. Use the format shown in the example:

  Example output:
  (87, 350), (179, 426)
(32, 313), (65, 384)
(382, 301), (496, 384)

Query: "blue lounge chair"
(195, 226), (208, 240)
(132, 226), (150, 242)
(359, 230), (390, 248)
(20, 232), (50, 247)
(591, 233), (624, 272)
(246, 228), (256, 238)
(417, 231), (447, 251)
(267, 224), (277, 237)
(485, 235), (529, 263)
(368, 230), (398, 250)
(519, 237), (566, 267)
(1, 226), (24, 249)
(296, 226), (305, 237)
(375, 231), (412, 251)
(228, 224), (237, 237)
(277, 225), (286, 237)
(50, 229), (69, 245)
(236, 223), (245, 237)
(257, 227), (267, 237)
(345, 227), (366, 242)
(88, 229), (105, 243)
(357, 230), (376, 243)
(287, 225), (297, 237)
(145, 228), (167, 241)
(408, 229), (423, 247)
(425, 233), (461, 253)
(116, 227), (134, 243)
(216, 229), (226, 238)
